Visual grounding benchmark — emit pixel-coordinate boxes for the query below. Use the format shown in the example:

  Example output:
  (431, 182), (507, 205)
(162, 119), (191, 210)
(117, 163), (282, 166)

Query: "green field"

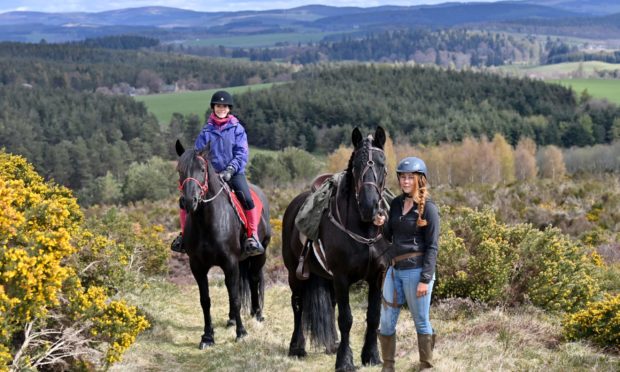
(182, 32), (340, 48)
(134, 83), (281, 124)
(550, 79), (620, 105)
(497, 61), (620, 77)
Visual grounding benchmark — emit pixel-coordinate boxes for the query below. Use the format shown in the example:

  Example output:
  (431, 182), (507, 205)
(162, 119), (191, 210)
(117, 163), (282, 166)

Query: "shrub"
(436, 207), (515, 302)
(436, 206), (599, 312)
(0, 151), (149, 369)
(122, 156), (176, 203)
(70, 208), (169, 291)
(513, 227), (599, 313)
(563, 294), (620, 349)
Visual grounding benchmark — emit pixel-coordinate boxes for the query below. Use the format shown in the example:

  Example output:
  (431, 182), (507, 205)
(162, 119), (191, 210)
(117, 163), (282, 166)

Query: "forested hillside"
(0, 42), (294, 92)
(235, 64), (620, 152)
(0, 85), (165, 191)
(224, 29), (544, 66)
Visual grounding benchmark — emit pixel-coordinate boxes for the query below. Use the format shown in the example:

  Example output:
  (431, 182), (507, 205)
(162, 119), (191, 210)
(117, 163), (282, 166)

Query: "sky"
(0, 0), (498, 14)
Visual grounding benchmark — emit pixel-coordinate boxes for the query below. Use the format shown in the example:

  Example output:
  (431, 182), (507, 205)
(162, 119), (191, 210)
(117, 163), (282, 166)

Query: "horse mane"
(344, 137), (374, 193)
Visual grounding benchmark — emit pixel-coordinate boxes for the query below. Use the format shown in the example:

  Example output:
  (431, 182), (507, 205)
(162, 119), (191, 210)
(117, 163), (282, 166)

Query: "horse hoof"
(199, 340), (214, 350)
(226, 319), (236, 328)
(325, 344), (337, 355)
(288, 348), (307, 358)
(236, 331), (248, 341)
(335, 364), (356, 372)
(326, 340), (339, 354)
(255, 314), (264, 322)
(362, 355), (381, 366)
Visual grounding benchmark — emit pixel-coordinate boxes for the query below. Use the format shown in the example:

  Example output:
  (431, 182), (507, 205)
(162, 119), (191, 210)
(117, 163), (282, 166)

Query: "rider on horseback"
(171, 90), (265, 257)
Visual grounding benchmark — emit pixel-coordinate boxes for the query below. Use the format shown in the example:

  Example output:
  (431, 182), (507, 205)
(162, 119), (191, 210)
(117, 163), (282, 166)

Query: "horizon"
(1, 0), (499, 14)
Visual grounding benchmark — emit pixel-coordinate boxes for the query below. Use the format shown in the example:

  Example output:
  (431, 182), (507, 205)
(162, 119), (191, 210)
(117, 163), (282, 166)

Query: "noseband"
(179, 155), (209, 197)
(178, 155), (225, 204)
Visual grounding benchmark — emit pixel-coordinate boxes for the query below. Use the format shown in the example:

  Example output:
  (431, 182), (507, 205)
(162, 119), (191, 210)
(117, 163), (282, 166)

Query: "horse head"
(175, 139), (219, 213)
(349, 126), (387, 223)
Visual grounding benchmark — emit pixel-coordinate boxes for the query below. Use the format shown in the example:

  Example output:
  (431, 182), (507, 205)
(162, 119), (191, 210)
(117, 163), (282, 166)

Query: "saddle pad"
(230, 189), (263, 237)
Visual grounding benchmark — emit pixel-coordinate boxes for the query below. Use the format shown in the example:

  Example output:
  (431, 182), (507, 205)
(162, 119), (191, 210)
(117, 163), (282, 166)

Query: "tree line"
(0, 41), (294, 93)
(233, 64), (620, 152)
(166, 28), (547, 67)
(0, 85), (166, 193)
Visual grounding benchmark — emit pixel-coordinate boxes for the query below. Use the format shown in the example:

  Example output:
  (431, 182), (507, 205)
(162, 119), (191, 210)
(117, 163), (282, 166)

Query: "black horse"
(282, 127), (389, 371)
(175, 140), (271, 349)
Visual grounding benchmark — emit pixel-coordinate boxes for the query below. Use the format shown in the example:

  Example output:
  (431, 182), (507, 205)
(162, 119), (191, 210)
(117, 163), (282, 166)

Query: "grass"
(550, 79), (620, 105)
(496, 61), (620, 77)
(111, 279), (620, 371)
(134, 83), (282, 125)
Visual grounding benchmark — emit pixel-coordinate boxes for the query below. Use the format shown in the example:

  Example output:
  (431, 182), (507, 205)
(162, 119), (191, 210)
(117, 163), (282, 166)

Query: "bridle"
(178, 154), (225, 204)
(351, 139), (387, 211)
(328, 138), (387, 246)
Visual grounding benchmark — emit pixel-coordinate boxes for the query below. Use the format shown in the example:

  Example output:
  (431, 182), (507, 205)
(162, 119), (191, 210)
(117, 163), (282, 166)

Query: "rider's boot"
(170, 208), (187, 254)
(244, 207), (264, 257)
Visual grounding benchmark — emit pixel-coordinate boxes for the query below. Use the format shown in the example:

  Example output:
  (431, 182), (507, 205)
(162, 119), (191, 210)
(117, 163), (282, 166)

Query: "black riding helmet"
(210, 90), (234, 109)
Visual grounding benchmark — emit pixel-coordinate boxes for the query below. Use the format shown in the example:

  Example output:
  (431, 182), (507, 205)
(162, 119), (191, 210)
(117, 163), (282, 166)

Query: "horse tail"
(303, 273), (337, 349)
(238, 256), (265, 314)
(238, 259), (252, 313)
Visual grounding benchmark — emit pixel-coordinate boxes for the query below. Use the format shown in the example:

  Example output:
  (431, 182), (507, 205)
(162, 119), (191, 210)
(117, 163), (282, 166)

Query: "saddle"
(227, 188), (264, 238)
(294, 173), (341, 280)
(296, 234), (333, 280)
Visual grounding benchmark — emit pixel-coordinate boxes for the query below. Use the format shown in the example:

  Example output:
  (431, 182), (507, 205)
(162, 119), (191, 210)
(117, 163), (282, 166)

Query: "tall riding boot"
(243, 207), (264, 257)
(171, 209), (186, 253)
(378, 334), (396, 372)
(418, 333), (434, 370)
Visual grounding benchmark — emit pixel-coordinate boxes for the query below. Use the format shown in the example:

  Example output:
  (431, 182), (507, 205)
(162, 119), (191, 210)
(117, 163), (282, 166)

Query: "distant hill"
(494, 11), (620, 38)
(524, 0), (620, 16)
(0, 2), (586, 42)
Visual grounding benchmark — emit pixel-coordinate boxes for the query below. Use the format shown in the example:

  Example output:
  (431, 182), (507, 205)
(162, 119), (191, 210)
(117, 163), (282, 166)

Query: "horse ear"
(176, 139), (185, 156)
(374, 126), (386, 149)
(199, 141), (211, 158)
(352, 127), (363, 148)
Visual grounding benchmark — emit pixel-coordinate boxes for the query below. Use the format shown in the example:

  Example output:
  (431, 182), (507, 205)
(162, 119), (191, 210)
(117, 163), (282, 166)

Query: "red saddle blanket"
(229, 189), (263, 237)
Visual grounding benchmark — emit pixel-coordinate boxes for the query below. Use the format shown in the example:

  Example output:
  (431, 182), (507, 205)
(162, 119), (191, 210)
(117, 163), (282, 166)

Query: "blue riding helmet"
(396, 157), (427, 177)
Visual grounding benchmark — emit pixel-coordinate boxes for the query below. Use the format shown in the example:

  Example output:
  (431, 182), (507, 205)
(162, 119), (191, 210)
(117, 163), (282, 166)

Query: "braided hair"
(410, 173), (429, 227)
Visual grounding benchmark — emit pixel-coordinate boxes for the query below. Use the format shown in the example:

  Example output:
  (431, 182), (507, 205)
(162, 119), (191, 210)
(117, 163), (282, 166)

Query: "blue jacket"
(194, 116), (249, 174)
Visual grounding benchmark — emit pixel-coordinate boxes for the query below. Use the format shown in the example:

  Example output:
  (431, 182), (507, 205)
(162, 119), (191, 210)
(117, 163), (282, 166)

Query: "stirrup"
(244, 236), (264, 257)
(170, 234), (185, 253)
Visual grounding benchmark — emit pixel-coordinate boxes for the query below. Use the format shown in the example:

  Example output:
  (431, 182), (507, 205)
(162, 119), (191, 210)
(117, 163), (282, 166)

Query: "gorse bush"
(0, 151), (149, 369)
(563, 294), (620, 349)
(437, 207), (599, 312)
(437, 207), (515, 303)
(70, 208), (169, 292)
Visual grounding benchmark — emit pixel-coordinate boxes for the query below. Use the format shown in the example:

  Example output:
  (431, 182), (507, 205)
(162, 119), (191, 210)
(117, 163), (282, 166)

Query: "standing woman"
(171, 90), (264, 258)
(373, 156), (439, 371)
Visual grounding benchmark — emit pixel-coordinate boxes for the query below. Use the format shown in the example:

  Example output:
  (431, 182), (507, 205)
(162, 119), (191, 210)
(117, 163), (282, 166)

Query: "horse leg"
(334, 277), (355, 372)
(361, 276), (382, 366)
(224, 263), (247, 340)
(190, 262), (214, 349)
(288, 274), (307, 357)
(326, 283), (338, 354)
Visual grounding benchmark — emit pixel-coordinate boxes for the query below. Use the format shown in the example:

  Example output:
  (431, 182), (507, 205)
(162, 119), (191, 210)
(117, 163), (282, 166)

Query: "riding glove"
(221, 165), (235, 182)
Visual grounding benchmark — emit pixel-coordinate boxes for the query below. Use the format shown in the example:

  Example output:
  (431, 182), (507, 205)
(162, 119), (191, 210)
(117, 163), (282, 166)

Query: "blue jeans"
(379, 266), (434, 336)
